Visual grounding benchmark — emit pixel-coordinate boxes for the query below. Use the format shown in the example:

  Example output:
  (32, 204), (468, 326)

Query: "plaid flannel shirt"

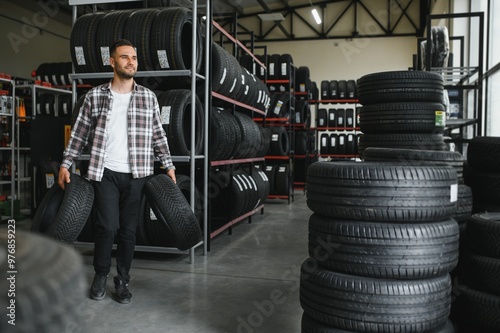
(61, 81), (174, 181)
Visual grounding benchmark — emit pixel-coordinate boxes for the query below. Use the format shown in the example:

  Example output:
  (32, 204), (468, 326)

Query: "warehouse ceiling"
(9, 0), (433, 41)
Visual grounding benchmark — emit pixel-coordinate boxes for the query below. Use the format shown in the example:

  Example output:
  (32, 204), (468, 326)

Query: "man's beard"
(116, 66), (136, 79)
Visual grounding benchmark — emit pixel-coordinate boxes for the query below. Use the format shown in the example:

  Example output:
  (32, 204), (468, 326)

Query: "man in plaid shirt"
(58, 39), (176, 304)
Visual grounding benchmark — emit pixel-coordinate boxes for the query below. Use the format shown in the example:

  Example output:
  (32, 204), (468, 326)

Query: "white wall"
(258, 36), (416, 86)
(0, 0), (71, 79)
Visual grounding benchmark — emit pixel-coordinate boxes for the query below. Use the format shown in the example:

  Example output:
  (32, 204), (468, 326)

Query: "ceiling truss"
(215, 0), (430, 43)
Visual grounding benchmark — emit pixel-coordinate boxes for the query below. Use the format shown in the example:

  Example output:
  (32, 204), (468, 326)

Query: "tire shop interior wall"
(0, 0), (72, 79)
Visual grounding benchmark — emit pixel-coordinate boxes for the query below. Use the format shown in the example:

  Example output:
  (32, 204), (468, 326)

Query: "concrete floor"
(73, 192), (310, 333)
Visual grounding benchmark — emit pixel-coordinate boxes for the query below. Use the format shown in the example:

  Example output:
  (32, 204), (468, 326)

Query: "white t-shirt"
(104, 90), (132, 173)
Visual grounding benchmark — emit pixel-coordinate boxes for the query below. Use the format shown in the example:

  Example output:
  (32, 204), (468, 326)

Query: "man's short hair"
(110, 39), (135, 57)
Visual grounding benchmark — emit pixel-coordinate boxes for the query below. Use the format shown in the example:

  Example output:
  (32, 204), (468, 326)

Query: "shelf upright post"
(203, 0), (212, 255)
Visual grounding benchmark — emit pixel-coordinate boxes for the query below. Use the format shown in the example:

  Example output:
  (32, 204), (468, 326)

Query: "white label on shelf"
(269, 63), (275, 76)
(319, 119), (324, 126)
(260, 67), (265, 77)
(339, 136), (345, 145)
(45, 103), (50, 115)
(338, 117), (344, 125)
(36, 104), (41, 115)
(274, 100), (283, 115)
(149, 208), (157, 221)
(347, 117), (353, 126)
(329, 113), (335, 121)
(348, 135), (353, 142)
(266, 166), (273, 172)
(45, 173), (55, 189)
(63, 103), (68, 115)
(281, 63), (287, 76)
(332, 89), (337, 96)
(330, 137), (336, 147)
(300, 83), (306, 92)
(157, 50), (170, 69)
(219, 68), (227, 85)
(74, 46), (86, 65)
(450, 184), (458, 202)
(272, 134), (279, 141)
(161, 106), (171, 125)
(295, 112), (301, 123)
(278, 166), (286, 172)
(321, 137), (327, 147)
(100, 47), (111, 66)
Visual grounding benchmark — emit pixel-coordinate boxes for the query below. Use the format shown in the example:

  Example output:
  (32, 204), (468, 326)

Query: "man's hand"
(58, 167), (71, 190)
(167, 168), (176, 184)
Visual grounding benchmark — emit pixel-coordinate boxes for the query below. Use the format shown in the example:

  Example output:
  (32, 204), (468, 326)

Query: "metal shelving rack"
(68, 0), (211, 262)
(208, 21), (268, 242)
(0, 78), (16, 220)
(424, 12), (485, 153)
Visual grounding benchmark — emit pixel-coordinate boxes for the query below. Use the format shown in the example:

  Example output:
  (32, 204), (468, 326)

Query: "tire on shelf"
(234, 111), (262, 159)
(95, 10), (132, 72)
(209, 108), (239, 161)
(357, 70), (444, 104)
(337, 80), (347, 99)
(70, 12), (106, 73)
(267, 54), (281, 80)
(358, 133), (447, 157)
(307, 161), (458, 222)
(144, 174), (202, 250)
(123, 9), (159, 72)
(359, 102), (446, 134)
(308, 214), (459, 279)
(157, 89), (204, 156)
(320, 80), (329, 100)
(31, 173), (94, 244)
(467, 136), (500, 172)
(151, 7), (203, 76)
(329, 80), (338, 99)
(269, 126), (290, 156)
(295, 66), (311, 93)
(278, 53), (294, 80)
(466, 212), (500, 259)
(274, 164), (290, 196)
(300, 258), (452, 333)
(0, 231), (87, 333)
(264, 165), (277, 195)
(257, 125), (271, 157)
(295, 131), (308, 155)
(454, 184), (473, 222)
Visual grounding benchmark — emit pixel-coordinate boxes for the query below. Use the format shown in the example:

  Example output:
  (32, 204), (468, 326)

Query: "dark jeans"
(92, 168), (146, 283)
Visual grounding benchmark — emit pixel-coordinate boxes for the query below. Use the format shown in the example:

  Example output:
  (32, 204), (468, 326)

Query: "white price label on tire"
(100, 47), (110, 66)
(45, 174), (55, 189)
(149, 208), (157, 221)
(157, 50), (170, 69)
(450, 184), (458, 202)
(74, 46), (86, 66)
(161, 106), (171, 125)
(272, 134), (279, 141)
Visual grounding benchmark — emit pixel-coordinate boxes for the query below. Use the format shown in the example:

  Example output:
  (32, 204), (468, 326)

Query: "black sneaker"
(114, 277), (132, 304)
(90, 274), (107, 300)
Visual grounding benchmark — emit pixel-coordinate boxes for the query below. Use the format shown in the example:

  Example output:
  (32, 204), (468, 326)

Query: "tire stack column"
(300, 161), (459, 333)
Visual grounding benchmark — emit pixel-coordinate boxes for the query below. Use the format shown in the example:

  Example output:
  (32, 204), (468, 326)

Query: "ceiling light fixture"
(309, 1), (322, 25)
(258, 13), (285, 21)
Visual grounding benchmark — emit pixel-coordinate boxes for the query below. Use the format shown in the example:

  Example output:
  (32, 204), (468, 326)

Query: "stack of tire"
(451, 212), (500, 332)
(302, 160), (459, 333)
(70, 7), (203, 89)
(320, 79), (356, 100)
(210, 167), (269, 219)
(34, 62), (79, 86)
(264, 163), (290, 197)
(465, 136), (500, 213)
(362, 147), (471, 248)
(357, 70), (448, 156)
(213, 43), (270, 112)
(210, 108), (268, 160)
(156, 89), (204, 156)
